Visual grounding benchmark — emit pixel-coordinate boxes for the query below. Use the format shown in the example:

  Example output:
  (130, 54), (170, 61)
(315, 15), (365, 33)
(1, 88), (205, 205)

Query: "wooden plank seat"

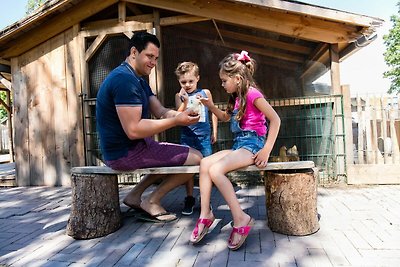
(66, 161), (319, 239)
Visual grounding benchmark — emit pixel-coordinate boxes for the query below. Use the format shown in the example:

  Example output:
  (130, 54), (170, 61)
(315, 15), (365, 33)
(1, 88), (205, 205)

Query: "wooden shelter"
(0, 0), (383, 186)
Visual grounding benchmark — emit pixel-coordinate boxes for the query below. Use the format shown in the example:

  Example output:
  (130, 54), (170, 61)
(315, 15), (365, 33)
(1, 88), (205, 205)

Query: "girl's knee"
(208, 164), (224, 180)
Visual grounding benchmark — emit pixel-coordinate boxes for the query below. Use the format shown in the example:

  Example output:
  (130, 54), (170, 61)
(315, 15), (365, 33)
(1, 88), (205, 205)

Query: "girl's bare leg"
(209, 149), (255, 245)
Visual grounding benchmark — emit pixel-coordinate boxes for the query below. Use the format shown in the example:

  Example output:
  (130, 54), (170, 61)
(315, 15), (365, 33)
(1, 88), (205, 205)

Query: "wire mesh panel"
(84, 95), (345, 184)
(269, 95), (346, 184)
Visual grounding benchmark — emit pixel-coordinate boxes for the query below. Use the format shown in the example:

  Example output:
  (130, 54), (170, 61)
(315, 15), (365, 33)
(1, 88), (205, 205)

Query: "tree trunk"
(264, 169), (319, 236)
(66, 173), (122, 239)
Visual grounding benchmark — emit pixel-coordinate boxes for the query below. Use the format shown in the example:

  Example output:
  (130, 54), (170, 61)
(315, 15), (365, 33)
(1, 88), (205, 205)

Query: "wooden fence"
(0, 124), (9, 153)
(347, 93), (400, 184)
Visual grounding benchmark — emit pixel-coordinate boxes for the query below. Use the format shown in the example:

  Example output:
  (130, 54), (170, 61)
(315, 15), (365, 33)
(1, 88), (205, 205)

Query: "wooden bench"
(66, 161), (319, 239)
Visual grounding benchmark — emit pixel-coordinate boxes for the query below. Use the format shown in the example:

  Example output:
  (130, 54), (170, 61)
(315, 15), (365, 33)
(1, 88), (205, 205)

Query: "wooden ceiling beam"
(125, 2), (143, 15)
(80, 14), (154, 32)
(181, 31), (305, 63)
(160, 15), (210, 26)
(80, 21), (152, 37)
(180, 23), (312, 55)
(218, 29), (312, 55)
(126, 0), (362, 43)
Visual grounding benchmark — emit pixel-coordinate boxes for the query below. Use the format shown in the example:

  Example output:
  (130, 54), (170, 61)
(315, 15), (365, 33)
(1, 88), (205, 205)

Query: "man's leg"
(123, 174), (165, 209)
(140, 147), (202, 216)
(140, 173), (193, 216)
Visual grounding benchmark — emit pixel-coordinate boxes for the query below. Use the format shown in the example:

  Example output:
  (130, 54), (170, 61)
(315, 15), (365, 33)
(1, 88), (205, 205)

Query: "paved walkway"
(0, 184), (400, 267)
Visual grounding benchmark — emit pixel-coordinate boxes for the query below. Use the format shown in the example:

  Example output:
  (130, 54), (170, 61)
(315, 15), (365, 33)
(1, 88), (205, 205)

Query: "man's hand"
(175, 109), (200, 126)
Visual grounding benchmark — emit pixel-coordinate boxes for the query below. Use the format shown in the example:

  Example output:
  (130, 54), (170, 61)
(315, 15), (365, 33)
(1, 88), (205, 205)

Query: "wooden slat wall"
(65, 26), (85, 171)
(13, 28), (84, 186)
(12, 57), (30, 186)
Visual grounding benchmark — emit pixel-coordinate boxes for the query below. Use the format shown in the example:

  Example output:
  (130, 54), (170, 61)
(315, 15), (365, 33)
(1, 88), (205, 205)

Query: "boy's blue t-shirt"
(96, 62), (154, 161)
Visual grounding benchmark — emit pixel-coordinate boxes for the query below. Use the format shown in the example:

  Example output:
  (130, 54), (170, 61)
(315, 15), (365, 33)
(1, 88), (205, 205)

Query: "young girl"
(189, 51), (281, 250)
(174, 62), (218, 215)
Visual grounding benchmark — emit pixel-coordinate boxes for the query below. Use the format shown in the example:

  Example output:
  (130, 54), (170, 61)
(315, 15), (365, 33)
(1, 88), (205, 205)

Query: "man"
(96, 31), (202, 222)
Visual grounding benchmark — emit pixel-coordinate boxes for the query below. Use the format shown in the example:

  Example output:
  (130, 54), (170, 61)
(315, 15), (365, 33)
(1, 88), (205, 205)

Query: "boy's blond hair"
(175, 62), (200, 77)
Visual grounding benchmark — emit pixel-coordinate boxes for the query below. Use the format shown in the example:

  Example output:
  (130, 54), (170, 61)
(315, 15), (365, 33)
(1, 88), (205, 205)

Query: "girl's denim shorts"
(232, 131), (265, 154)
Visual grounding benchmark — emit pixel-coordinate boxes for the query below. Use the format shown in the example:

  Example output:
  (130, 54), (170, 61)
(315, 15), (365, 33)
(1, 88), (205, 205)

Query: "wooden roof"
(0, 0), (383, 65)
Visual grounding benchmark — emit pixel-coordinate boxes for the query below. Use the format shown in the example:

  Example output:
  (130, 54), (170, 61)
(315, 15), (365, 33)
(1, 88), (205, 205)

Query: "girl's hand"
(252, 148), (270, 168)
(197, 95), (213, 108)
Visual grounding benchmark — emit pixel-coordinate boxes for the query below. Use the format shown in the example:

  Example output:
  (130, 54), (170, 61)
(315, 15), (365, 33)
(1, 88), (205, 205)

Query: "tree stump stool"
(66, 173), (122, 239)
(264, 168), (319, 236)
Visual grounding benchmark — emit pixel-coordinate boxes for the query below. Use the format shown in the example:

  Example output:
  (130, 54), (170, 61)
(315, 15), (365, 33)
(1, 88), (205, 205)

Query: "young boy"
(175, 62), (218, 215)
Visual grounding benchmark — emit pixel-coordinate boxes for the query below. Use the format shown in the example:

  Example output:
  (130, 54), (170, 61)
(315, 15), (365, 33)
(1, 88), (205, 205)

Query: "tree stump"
(264, 169), (319, 236)
(66, 173), (122, 239)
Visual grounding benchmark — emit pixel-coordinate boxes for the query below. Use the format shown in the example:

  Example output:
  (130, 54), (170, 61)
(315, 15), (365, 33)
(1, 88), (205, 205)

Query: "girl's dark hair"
(128, 31), (160, 54)
(219, 52), (257, 120)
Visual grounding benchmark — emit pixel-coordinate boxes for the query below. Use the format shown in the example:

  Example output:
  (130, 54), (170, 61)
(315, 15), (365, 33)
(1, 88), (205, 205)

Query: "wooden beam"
(80, 21), (153, 37)
(182, 30), (305, 63)
(81, 14), (154, 31)
(0, 73), (11, 91)
(126, 0), (362, 43)
(126, 2), (144, 15)
(118, 1), (127, 22)
(180, 23), (312, 55)
(330, 43), (341, 94)
(159, 15), (210, 26)
(0, 0), (119, 58)
(85, 34), (107, 62)
(231, 0), (383, 27)
(300, 43), (329, 80)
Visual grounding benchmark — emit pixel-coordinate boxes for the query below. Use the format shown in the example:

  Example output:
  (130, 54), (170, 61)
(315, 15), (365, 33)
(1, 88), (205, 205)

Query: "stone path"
(0, 184), (400, 266)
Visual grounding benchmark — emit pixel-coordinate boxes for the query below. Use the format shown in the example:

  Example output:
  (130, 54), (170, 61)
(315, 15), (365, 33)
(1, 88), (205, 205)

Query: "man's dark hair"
(128, 31), (160, 54)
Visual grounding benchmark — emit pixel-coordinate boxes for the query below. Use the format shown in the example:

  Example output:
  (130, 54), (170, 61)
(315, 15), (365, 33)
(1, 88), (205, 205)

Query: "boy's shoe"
(182, 196), (196, 215)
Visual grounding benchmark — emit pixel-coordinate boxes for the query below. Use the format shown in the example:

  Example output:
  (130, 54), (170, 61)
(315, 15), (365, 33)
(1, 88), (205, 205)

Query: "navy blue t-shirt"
(96, 62), (154, 161)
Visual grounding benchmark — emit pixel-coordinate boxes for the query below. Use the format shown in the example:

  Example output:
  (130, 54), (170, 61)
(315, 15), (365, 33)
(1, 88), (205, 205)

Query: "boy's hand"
(178, 88), (189, 103)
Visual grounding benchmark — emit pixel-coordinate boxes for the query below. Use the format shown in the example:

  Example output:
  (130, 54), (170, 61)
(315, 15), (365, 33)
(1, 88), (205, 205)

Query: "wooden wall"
(12, 27), (85, 186)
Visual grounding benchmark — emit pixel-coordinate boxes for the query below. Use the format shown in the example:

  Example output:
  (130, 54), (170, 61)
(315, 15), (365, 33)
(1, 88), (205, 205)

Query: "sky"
(0, 0), (398, 96)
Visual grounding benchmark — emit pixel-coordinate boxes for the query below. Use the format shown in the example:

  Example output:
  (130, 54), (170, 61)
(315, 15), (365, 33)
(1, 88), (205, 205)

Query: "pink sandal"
(228, 217), (255, 250)
(190, 217), (215, 244)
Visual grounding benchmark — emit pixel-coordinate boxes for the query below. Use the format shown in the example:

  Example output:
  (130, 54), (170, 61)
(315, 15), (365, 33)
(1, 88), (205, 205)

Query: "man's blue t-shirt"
(96, 62), (154, 161)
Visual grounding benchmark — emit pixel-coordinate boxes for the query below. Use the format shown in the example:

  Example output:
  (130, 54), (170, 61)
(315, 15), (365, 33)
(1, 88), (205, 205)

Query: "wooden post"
(342, 85), (354, 165)
(264, 169), (319, 236)
(381, 97), (388, 163)
(371, 96), (379, 164)
(329, 44), (341, 94)
(365, 97), (373, 164)
(66, 173), (122, 239)
(356, 96), (364, 164)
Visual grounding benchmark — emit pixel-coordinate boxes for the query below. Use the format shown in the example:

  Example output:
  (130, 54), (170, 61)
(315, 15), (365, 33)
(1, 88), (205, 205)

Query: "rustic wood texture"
(71, 161), (315, 175)
(265, 169), (319, 236)
(67, 173), (121, 240)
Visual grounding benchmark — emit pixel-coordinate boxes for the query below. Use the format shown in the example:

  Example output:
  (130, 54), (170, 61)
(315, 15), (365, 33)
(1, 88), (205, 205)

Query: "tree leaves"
(383, 1), (400, 94)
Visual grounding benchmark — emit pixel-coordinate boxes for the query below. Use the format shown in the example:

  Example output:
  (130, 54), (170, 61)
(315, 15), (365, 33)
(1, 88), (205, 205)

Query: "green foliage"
(26, 0), (47, 15)
(383, 1), (400, 94)
(0, 92), (8, 121)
